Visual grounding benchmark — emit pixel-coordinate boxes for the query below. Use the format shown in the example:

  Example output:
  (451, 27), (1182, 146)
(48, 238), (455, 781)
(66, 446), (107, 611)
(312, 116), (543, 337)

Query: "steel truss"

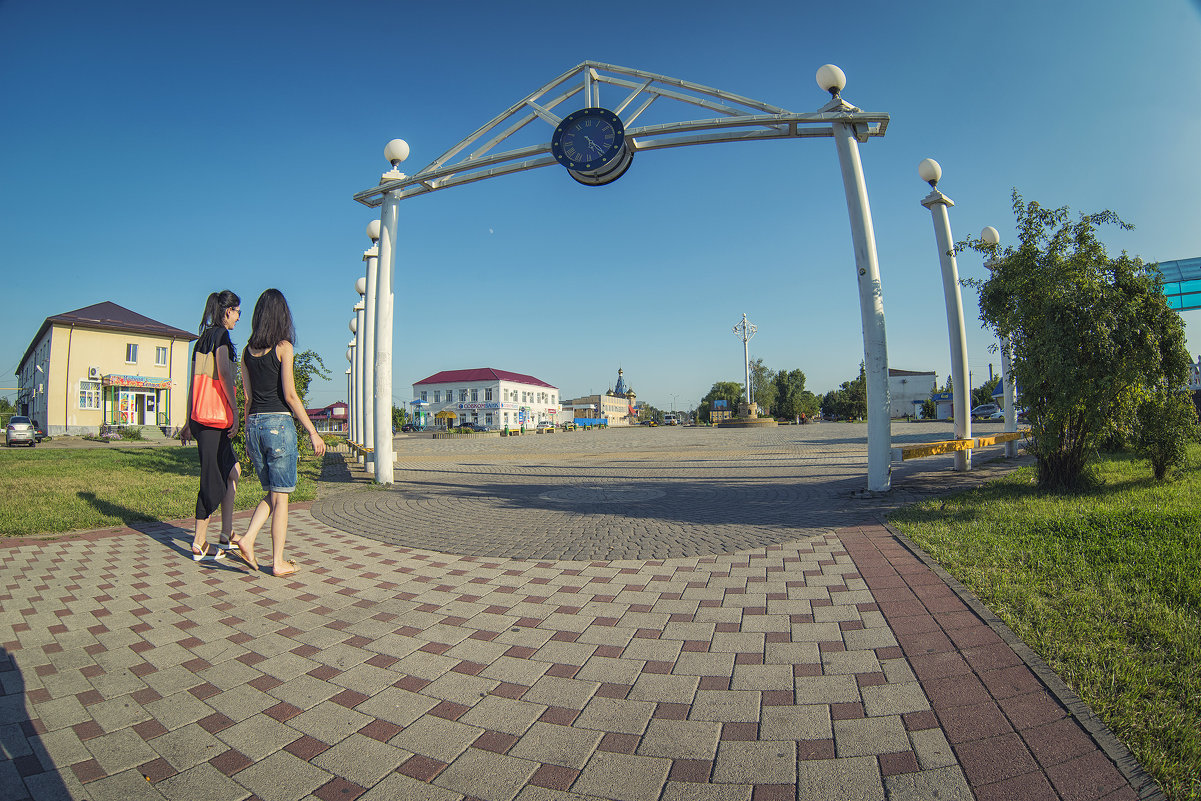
(353, 61), (889, 207)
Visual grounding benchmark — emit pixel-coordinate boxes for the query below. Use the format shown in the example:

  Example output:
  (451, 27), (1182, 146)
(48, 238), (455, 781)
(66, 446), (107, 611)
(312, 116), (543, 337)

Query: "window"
(459, 389), (467, 402)
(433, 390), (440, 403)
(485, 388), (493, 401)
(470, 389), (478, 402)
(79, 381), (101, 410)
(485, 413), (493, 426)
(421, 391), (427, 401)
(155, 346), (168, 366)
(125, 343), (138, 363)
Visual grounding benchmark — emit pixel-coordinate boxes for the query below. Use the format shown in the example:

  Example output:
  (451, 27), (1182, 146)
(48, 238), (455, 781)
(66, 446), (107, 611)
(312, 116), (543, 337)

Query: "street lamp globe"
(366, 219), (380, 242)
(355, 276), (366, 296)
(815, 64), (846, 97)
(346, 348), (353, 362)
(918, 158), (942, 187)
(981, 226), (1000, 245)
(349, 318), (357, 334)
(384, 139), (410, 166)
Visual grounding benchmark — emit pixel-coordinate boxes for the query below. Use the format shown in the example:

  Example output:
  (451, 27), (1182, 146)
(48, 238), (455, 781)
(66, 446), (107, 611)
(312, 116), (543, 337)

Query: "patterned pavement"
(0, 424), (1160, 800)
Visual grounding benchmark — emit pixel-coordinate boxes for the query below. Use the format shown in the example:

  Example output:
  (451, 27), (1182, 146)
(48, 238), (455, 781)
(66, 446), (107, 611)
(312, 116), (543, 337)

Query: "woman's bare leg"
(269, 492), (290, 572)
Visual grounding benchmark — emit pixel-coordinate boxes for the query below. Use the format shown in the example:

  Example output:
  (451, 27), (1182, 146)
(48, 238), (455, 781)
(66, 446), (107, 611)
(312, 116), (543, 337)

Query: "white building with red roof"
(412, 368), (559, 431)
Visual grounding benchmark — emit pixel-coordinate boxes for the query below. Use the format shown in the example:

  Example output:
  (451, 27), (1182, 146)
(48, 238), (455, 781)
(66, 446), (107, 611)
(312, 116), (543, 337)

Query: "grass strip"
(0, 447), (321, 537)
(889, 449), (1201, 801)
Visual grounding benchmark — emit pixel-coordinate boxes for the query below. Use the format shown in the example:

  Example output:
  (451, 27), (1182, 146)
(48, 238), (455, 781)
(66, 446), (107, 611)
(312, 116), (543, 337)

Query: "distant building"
(888, 368), (936, 418)
(412, 368), (558, 430)
(16, 302), (197, 436)
(306, 401), (348, 434)
(565, 368), (640, 426)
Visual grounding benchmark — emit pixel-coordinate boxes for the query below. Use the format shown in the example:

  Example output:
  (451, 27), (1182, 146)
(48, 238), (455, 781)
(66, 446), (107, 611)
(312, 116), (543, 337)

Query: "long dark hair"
(198, 290), (240, 334)
(247, 288), (297, 350)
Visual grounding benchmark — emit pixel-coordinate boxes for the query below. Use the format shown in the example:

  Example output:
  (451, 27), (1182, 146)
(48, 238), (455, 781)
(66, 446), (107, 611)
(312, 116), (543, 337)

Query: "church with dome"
(564, 367), (642, 426)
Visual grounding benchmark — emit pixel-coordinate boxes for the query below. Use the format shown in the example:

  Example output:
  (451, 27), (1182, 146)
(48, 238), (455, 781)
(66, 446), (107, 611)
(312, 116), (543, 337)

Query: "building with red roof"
(412, 368), (559, 430)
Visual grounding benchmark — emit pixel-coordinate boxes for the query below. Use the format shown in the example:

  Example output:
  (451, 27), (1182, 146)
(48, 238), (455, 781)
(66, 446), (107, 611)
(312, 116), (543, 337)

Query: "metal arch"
(353, 60), (889, 207)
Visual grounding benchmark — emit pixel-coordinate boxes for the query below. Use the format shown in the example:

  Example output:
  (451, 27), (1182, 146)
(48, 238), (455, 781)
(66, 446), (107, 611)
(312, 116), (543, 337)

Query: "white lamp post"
(345, 364), (352, 440)
(981, 225), (1018, 457)
(345, 348), (353, 441)
(363, 221), (380, 475)
(819, 65), (891, 491)
(919, 158), (971, 470)
(353, 297), (366, 465)
(373, 140), (408, 485)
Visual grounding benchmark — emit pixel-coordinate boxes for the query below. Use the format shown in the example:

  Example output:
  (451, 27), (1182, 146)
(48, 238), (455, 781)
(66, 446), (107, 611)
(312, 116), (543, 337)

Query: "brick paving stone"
(0, 428), (1149, 801)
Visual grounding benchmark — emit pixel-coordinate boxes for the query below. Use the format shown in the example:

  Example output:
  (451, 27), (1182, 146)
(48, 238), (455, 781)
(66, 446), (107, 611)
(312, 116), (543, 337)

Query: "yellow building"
(565, 368), (640, 426)
(16, 302), (197, 436)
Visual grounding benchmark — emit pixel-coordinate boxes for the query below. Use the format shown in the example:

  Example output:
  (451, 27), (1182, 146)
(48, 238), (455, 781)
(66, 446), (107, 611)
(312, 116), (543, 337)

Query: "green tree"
(972, 375), (1001, 409)
(637, 403), (663, 424)
(392, 404), (406, 431)
(920, 398), (936, 420)
(963, 191), (1195, 487)
(292, 350), (330, 408)
(698, 381), (743, 423)
(748, 358), (777, 415)
(773, 369), (810, 422)
(821, 363), (867, 421)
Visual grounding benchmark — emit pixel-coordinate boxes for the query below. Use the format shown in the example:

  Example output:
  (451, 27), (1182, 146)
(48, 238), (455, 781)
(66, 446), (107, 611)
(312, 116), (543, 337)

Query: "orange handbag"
(191, 348), (234, 428)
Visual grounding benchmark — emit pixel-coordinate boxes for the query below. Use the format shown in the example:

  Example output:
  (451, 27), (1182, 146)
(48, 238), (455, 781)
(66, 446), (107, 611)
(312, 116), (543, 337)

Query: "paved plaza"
(0, 423), (1158, 800)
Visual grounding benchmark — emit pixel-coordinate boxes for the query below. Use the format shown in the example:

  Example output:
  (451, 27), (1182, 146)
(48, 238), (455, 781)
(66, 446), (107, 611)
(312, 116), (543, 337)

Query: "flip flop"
(271, 560), (299, 578)
(191, 542), (226, 562)
(227, 538), (259, 571)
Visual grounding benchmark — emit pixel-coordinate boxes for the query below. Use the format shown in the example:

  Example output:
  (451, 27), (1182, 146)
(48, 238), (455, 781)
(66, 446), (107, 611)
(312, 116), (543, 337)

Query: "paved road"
(0, 422), (1156, 800)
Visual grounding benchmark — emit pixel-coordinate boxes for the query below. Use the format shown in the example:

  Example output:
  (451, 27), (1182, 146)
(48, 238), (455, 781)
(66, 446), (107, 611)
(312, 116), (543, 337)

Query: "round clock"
(551, 107), (634, 186)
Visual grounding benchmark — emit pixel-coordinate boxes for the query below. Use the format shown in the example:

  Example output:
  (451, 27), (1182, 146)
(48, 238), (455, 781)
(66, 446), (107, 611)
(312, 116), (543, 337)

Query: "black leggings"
(193, 421), (237, 520)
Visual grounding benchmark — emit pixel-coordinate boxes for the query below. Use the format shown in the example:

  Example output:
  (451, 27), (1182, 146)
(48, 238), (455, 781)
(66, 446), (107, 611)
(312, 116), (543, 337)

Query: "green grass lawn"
(0, 446), (322, 537)
(889, 448), (1201, 801)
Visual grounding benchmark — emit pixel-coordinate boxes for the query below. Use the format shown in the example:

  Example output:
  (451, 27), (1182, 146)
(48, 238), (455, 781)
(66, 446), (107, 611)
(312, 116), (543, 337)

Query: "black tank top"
(245, 347), (290, 415)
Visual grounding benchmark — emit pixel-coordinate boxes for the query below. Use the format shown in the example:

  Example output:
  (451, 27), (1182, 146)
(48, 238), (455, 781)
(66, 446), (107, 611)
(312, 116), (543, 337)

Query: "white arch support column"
(820, 66), (890, 492)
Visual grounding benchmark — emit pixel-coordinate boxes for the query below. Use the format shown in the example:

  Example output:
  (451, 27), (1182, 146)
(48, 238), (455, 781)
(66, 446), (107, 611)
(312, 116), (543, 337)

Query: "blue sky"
(3, 1), (1200, 412)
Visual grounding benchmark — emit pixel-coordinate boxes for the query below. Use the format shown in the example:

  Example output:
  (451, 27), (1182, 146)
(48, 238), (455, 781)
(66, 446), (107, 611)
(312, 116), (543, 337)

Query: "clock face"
(551, 108), (626, 172)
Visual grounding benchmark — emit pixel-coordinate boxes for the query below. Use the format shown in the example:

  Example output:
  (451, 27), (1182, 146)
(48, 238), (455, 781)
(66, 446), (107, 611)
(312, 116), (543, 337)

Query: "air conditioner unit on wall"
(88, 366), (101, 379)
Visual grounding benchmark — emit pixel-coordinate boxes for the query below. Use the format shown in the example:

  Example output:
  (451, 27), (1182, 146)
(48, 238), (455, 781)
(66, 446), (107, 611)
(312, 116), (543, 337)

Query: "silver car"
(6, 415), (36, 447)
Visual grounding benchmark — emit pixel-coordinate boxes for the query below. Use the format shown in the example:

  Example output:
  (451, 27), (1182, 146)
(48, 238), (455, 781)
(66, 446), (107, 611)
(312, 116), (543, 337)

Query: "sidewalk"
(0, 505), (1153, 800)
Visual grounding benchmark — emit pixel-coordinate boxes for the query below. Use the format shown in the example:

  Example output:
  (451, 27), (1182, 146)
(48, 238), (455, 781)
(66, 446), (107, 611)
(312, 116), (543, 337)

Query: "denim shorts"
(245, 413), (297, 493)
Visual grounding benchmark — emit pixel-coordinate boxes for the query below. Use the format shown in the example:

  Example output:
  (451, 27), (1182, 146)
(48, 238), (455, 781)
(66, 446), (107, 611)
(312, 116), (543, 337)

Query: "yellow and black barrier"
(892, 430), (1028, 462)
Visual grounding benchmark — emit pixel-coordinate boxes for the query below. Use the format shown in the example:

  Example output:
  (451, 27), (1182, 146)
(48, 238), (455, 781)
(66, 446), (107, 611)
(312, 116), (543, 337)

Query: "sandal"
(271, 560), (299, 578)
(191, 541), (226, 562)
(227, 537), (259, 571)
(218, 533), (233, 550)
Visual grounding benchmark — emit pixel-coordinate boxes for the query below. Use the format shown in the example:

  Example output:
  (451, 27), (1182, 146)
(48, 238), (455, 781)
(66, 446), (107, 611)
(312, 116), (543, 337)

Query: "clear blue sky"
(3, 1), (1200, 412)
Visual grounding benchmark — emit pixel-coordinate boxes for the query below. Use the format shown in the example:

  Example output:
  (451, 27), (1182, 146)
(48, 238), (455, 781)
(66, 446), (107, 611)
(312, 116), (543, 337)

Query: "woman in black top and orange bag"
(180, 290), (241, 562)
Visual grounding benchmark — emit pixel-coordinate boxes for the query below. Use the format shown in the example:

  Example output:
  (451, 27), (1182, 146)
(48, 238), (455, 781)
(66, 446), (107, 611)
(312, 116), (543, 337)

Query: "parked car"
(30, 419), (47, 441)
(457, 422), (488, 432)
(970, 403), (1001, 420)
(536, 421), (555, 430)
(400, 423), (423, 432)
(987, 410), (1005, 421)
(5, 415), (36, 447)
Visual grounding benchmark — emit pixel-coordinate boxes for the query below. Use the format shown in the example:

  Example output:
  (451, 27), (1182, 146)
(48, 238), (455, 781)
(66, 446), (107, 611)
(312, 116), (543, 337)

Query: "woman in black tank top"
(228, 289), (326, 577)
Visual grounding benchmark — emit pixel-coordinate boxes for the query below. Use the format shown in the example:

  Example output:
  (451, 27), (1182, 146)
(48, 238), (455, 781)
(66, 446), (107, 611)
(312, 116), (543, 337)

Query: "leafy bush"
(118, 426), (144, 441)
(1133, 388), (1199, 480)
